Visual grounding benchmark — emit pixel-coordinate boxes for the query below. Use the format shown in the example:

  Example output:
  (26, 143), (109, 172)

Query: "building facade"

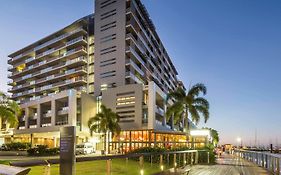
(4, 0), (199, 151)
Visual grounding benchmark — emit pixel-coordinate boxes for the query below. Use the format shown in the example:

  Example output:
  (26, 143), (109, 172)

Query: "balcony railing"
(34, 27), (85, 51)
(43, 110), (52, 118)
(125, 59), (144, 76)
(56, 120), (68, 125)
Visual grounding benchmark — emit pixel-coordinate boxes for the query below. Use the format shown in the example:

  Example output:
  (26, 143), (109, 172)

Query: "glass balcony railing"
(34, 27), (85, 51)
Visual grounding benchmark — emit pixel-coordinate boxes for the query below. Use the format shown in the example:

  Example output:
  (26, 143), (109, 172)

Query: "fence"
(10, 150), (210, 175)
(235, 150), (281, 175)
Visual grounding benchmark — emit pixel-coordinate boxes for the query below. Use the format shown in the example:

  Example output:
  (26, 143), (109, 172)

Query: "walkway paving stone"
(189, 153), (270, 175)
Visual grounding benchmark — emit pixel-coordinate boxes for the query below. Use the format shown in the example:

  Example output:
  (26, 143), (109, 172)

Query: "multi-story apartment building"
(4, 0), (198, 151)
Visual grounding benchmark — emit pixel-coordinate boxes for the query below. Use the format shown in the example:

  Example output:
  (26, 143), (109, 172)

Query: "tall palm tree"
(166, 83), (209, 129)
(0, 92), (21, 128)
(88, 105), (121, 154)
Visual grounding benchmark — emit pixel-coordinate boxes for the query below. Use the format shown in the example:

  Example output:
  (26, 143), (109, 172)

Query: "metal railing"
(10, 149), (209, 175)
(236, 150), (280, 175)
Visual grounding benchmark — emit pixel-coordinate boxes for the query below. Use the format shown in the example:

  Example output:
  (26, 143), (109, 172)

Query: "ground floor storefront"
(109, 130), (194, 154)
(1, 129), (209, 154)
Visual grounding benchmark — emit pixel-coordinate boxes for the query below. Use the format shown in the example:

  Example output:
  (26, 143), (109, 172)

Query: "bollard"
(276, 157), (280, 175)
(43, 163), (51, 175)
(160, 154), (163, 171)
(195, 151), (199, 164)
(173, 154), (177, 173)
(139, 156), (144, 175)
(207, 152), (210, 164)
(271, 156), (274, 173)
(107, 159), (111, 175)
(183, 153), (186, 165)
(191, 152), (193, 165)
(126, 157), (128, 166)
(151, 155), (153, 166)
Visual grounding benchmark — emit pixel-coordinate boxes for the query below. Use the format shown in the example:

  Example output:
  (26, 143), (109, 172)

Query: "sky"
(0, 0), (280, 146)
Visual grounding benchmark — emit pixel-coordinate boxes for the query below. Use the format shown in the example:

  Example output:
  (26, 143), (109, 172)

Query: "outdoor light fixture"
(140, 169), (144, 175)
(160, 165), (164, 171)
(190, 129), (211, 139)
(236, 137), (241, 143)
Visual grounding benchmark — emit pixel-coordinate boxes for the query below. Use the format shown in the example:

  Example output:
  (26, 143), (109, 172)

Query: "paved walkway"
(189, 153), (270, 175)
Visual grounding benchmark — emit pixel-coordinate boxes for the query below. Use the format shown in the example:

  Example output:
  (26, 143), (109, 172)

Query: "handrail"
(10, 149), (207, 167)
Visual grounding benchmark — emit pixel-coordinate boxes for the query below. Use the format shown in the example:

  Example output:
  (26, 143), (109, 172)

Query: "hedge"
(27, 145), (59, 156)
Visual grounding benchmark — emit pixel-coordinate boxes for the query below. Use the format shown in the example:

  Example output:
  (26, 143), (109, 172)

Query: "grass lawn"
(0, 160), (12, 165)
(28, 159), (164, 175)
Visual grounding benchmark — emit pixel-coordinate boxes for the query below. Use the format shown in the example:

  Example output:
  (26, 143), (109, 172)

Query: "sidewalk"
(188, 153), (270, 175)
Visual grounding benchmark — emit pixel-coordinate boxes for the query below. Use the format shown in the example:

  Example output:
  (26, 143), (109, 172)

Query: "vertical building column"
(68, 90), (77, 126)
(51, 100), (56, 126)
(163, 103), (167, 126)
(25, 107), (29, 129)
(148, 82), (156, 129)
(37, 104), (41, 128)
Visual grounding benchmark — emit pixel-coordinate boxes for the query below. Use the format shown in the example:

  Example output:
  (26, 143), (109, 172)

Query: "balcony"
(56, 120), (68, 126)
(125, 71), (144, 84)
(12, 47), (87, 83)
(8, 49), (34, 64)
(156, 106), (165, 116)
(58, 106), (69, 115)
(126, 59), (144, 76)
(43, 110), (52, 118)
(34, 27), (86, 51)
(35, 38), (86, 61)
(125, 46), (146, 67)
(126, 33), (145, 54)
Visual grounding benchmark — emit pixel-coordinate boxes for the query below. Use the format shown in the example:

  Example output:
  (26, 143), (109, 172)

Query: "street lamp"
(237, 137), (242, 148)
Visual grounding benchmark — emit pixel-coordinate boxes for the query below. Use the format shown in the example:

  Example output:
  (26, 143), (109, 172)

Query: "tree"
(88, 105), (121, 154)
(203, 127), (219, 146)
(166, 83), (209, 129)
(0, 92), (21, 128)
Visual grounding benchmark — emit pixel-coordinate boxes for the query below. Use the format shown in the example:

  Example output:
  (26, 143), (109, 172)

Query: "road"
(189, 153), (270, 175)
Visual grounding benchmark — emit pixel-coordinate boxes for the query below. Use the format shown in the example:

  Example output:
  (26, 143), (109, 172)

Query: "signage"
(60, 126), (76, 175)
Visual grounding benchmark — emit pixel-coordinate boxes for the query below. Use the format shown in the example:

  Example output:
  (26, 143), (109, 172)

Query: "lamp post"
(237, 137), (242, 148)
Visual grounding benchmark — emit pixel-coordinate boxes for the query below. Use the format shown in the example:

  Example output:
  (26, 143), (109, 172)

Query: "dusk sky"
(0, 0), (280, 146)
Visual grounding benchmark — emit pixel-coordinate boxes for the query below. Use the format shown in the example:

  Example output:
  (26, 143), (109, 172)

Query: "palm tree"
(208, 128), (219, 146)
(166, 83), (209, 129)
(0, 92), (21, 129)
(88, 105), (121, 154)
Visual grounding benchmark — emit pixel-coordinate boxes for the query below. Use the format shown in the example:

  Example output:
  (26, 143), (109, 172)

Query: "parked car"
(76, 143), (95, 155)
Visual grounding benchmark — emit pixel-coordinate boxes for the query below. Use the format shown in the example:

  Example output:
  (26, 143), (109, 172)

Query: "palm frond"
(187, 83), (207, 97)
(194, 105), (209, 123)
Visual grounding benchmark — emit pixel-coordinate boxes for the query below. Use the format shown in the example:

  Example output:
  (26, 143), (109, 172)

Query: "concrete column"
(25, 107), (29, 129)
(37, 104), (41, 128)
(163, 103), (167, 126)
(68, 90), (77, 126)
(51, 100), (56, 126)
(148, 82), (156, 129)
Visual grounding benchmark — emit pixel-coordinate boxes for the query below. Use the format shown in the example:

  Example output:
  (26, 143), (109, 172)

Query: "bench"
(0, 164), (30, 175)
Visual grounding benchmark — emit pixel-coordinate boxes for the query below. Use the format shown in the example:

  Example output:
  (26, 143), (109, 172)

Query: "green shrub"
(27, 145), (59, 156)
(2, 142), (31, 151)
(128, 146), (216, 165)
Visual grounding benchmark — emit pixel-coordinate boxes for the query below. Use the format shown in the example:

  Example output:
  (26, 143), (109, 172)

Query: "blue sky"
(0, 0), (280, 146)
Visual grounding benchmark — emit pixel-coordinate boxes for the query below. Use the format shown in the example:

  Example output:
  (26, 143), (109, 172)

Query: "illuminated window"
(16, 64), (26, 72)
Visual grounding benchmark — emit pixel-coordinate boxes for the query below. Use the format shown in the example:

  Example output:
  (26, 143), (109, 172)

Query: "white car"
(76, 143), (95, 155)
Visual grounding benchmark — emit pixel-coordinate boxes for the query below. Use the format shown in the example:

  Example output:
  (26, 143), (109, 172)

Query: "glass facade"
(110, 130), (191, 153)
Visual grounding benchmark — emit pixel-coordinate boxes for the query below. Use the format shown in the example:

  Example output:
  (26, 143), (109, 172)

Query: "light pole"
(237, 137), (242, 148)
